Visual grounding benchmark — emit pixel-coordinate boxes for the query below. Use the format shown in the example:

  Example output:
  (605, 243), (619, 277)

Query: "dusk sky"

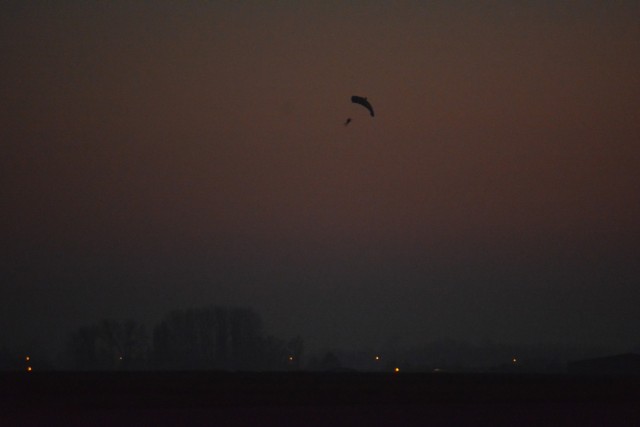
(2, 1), (639, 356)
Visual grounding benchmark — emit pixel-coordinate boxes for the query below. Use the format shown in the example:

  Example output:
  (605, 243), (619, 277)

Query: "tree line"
(63, 305), (303, 371)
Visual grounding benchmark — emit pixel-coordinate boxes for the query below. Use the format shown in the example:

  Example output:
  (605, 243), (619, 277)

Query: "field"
(2, 372), (639, 426)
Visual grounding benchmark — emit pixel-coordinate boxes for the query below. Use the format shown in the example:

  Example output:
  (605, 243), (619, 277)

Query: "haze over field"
(2, 1), (639, 361)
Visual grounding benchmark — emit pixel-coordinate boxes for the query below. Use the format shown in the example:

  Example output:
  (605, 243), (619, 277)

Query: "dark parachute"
(351, 96), (375, 117)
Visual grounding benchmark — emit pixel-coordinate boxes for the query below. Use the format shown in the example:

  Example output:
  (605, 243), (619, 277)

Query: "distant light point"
(27, 366), (32, 372)
(374, 356), (380, 361)
(512, 357), (517, 364)
(25, 356), (30, 362)
(394, 367), (400, 373)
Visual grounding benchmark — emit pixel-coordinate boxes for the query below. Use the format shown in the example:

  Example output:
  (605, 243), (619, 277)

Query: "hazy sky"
(2, 1), (639, 356)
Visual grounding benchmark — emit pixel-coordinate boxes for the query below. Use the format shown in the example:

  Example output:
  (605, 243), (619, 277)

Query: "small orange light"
(25, 356), (30, 362)
(394, 367), (400, 373)
(27, 366), (32, 372)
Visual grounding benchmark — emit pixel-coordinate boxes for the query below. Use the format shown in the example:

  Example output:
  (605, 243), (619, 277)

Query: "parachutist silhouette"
(344, 118), (352, 126)
(351, 96), (375, 117)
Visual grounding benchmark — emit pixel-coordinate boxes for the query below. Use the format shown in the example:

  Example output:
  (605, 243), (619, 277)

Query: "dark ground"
(2, 372), (639, 426)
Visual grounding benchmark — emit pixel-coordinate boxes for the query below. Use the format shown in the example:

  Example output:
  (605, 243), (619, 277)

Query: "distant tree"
(262, 335), (287, 368)
(229, 307), (264, 370)
(153, 305), (277, 370)
(258, 334), (305, 370)
(66, 319), (149, 370)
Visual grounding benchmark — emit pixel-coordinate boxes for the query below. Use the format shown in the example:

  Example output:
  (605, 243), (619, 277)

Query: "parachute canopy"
(351, 96), (375, 117)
